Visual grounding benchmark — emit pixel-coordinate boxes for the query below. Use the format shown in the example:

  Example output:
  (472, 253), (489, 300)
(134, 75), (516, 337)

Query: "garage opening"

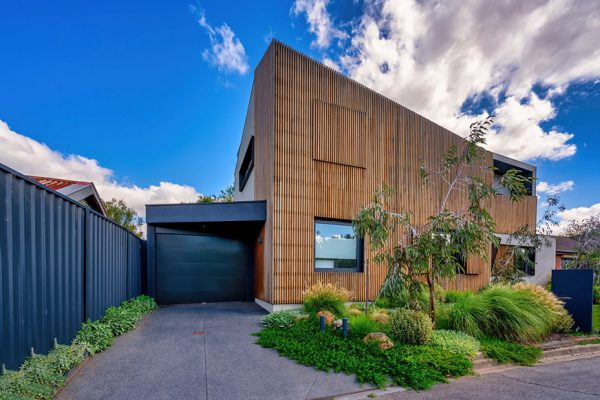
(145, 202), (266, 305)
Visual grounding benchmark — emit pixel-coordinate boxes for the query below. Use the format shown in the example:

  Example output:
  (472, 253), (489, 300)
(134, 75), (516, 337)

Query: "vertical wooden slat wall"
(252, 41), (537, 304)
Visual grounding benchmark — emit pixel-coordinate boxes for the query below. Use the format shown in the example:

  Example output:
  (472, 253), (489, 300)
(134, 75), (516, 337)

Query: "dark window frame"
(238, 136), (254, 192)
(314, 218), (364, 273)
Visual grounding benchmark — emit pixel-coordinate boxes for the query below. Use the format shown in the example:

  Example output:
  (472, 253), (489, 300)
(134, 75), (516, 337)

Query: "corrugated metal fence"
(0, 163), (145, 369)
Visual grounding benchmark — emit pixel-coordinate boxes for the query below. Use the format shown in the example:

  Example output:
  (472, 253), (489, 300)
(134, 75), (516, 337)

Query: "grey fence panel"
(85, 212), (129, 321)
(127, 234), (142, 299)
(0, 163), (145, 369)
(0, 170), (85, 369)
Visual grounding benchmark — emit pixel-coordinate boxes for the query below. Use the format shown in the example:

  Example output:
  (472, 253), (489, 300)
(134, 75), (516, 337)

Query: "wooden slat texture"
(252, 41), (537, 304)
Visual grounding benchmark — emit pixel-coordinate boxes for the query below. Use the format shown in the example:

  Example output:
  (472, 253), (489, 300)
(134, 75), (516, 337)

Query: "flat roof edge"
(146, 200), (266, 224)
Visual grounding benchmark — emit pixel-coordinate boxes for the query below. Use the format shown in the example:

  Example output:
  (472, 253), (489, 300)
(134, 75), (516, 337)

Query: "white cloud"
(292, 0), (348, 49)
(315, 0), (600, 161)
(0, 120), (201, 220)
(198, 12), (248, 75)
(537, 180), (574, 196)
(554, 202), (600, 234)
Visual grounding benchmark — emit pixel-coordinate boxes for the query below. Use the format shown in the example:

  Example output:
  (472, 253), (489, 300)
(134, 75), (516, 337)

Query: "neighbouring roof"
(553, 235), (579, 254)
(29, 176), (107, 216)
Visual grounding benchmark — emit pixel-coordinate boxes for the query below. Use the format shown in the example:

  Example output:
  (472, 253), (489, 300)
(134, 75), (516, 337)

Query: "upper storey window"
(493, 154), (535, 196)
(238, 136), (254, 192)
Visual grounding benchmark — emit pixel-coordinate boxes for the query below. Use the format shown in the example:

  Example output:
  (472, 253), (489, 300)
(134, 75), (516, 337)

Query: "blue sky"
(0, 0), (598, 228)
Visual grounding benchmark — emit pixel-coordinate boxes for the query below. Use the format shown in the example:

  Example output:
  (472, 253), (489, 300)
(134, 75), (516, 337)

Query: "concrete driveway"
(57, 302), (371, 400)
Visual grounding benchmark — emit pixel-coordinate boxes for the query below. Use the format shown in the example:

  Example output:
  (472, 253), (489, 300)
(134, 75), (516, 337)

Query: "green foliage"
(480, 337), (542, 366)
(439, 285), (563, 342)
(389, 309), (433, 345)
(0, 295), (158, 400)
(261, 311), (296, 329)
(431, 330), (480, 359)
(348, 314), (381, 339)
(103, 198), (144, 238)
(75, 320), (114, 355)
(444, 290), (473, 304)
(593, 305), (600, 332)
(594, 285), (600, 305)
(255, 318), (472, 390)
(197, 184), (235, 203)
(302, 282), (351, 317)
(0, 344), (86, 400)
(353, 118), (532, 324)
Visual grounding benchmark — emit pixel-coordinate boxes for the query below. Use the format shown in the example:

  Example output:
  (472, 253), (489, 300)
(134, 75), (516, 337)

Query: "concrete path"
(57, 303), (372, 400)
(358, 355), (600, 400)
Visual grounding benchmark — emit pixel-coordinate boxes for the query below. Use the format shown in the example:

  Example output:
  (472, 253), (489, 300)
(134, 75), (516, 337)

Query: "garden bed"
(0, 295), (157, 400)
(254, 282), (576, 391)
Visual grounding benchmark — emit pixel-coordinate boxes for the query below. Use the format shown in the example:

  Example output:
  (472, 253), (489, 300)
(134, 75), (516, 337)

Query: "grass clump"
(0, 295), (157, 399)
(348, 314), (381, 339)
(255, 318), (472, 390)
(261, 311), (296, 329)
(593, 304), (600, 332)
(389, 309), (433, 345)
(439, 284), (567, 343)
(480, 337), (542, 366)
(431, 330), (480, 359)
(302, 281), (352, 317)
(513, 283), (573, 333)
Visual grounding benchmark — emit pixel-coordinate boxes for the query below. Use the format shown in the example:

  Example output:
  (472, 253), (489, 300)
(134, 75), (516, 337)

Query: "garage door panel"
(156, 233), (250, 304)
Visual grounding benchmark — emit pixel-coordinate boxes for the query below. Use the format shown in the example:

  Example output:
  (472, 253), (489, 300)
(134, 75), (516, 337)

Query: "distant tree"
(197, 183), (235, 203)
(103, 198), (144, 238)
(564, 216), (600, 284)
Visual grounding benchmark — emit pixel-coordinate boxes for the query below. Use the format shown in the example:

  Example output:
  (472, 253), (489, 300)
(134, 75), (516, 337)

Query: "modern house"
(30, 175), (107, 216)
(146, 41), (538, 311)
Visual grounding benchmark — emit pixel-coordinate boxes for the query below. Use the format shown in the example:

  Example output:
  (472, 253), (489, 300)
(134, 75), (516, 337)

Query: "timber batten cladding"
(251, 41), (537, 304)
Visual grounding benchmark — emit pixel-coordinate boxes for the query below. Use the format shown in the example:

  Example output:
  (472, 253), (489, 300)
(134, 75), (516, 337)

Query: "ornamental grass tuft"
(302, 281), (352, 317)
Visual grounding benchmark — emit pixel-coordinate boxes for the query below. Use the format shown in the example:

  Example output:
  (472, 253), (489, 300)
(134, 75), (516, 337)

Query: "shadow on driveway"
(57, 302), (372, 400)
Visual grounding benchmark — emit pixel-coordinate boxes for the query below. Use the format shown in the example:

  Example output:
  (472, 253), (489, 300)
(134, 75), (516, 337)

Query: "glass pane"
(315, 221), (357, 270)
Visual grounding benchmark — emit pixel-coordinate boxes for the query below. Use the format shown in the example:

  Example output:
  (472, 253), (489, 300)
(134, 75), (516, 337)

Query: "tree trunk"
(426, 272), (436, 328)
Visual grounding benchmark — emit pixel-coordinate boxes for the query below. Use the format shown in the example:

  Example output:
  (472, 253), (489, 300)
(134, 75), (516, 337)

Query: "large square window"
(314, 219), (363, 272)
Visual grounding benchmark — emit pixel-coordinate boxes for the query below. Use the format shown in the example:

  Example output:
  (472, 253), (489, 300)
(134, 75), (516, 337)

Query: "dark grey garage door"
(156, 232), (250, 304)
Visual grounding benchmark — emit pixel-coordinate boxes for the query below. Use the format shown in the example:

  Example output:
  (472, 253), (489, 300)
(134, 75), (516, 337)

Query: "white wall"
(495, 234), (556, 285)
(234, 87), (255, 202)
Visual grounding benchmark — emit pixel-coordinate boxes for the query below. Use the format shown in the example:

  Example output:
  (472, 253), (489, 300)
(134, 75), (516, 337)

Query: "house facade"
(146, 41), (538, 310)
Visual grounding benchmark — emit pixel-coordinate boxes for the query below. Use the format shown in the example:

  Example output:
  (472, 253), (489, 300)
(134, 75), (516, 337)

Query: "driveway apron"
(57, 302), (371, 400)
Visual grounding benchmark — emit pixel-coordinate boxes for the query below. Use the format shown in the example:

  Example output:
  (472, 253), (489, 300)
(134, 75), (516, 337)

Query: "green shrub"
(128, 294), (158, 314)
(255, 318), (472, 390)
(302, 281), (351, 317)
(444, 290), (474, 304)
(0, 344), (86, 400)
(348, 314), (380, 338)
(376, 284), (445, 311)
(75, 320), (114, 355)
(593, 285), (600, 305)
(431, 330), (480, 358)
(102, 305), (139, 336)
(261, 311), (296, 328)
(442, 284), (564, 342)
(389, 309), (433, 345)
(480, 337), (542, 365)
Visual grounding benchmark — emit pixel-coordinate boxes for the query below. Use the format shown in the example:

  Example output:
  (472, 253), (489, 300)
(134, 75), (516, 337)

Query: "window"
(493, 157), (534, 196)
(514, 247), (536, 276)
(454, 252), (467, 274)
(314, 219), (363, 272)
(238, 136), (254, 192)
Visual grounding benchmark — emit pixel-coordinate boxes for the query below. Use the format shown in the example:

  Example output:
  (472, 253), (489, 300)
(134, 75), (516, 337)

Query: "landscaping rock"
(317, 310), (335, 325)
(363, 332), (394, 350)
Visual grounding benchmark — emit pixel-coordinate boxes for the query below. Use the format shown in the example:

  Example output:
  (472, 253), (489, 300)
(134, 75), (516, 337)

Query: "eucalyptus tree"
(353, 117), (532, 325)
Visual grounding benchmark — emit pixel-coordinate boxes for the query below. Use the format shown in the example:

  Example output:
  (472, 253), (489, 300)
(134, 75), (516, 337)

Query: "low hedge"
(0, 295), (157, 399)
